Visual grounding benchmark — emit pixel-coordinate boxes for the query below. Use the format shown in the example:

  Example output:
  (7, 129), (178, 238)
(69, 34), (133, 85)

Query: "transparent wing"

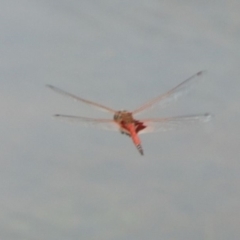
(53, 114), (120, 131)
(46, 85), (116, 113)
(139, 113), (211, 134)
(133, 71), (206, 115)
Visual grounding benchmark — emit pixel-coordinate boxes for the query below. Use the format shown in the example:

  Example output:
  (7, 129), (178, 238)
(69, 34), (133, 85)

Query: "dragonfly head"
(114, 110), (133, 123)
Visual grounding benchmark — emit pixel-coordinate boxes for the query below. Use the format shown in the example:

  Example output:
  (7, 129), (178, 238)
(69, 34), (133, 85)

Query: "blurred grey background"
(1, 0), (240, 239)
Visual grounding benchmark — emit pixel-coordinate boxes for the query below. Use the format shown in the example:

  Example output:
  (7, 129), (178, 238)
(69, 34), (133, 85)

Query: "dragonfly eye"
(113, 112), (119, 121)
(114, 111), (122, 121)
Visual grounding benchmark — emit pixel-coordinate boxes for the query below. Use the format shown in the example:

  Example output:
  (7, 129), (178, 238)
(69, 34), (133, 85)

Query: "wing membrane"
(139, 113), (211, 134)
(53, 114), (119, 131)
(47, 85), (116, 113)
(133, 71), (206, 115)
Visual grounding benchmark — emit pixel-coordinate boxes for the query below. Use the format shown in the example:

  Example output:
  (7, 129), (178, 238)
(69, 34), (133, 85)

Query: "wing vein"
(53, 114), (120, 131)
(133, 71), (206, 115)
(46, 85), (116, 113)
(139, 113), (211, 134)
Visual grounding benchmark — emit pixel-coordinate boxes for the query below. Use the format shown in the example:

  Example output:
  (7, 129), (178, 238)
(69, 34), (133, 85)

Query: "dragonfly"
(47, 71), (211, 155)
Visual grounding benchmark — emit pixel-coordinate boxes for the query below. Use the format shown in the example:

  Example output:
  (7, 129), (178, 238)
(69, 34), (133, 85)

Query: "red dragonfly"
(47, 71), (211, 155)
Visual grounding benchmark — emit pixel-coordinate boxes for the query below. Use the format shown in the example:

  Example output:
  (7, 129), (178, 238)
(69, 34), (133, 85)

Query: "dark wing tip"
(203, 113), (213, 121)
(46, 84), (57, 91)
(197, 70), (207, 76)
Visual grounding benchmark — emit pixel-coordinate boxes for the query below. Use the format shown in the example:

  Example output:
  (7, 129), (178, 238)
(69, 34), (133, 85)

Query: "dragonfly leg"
(120, 130), (130, 137)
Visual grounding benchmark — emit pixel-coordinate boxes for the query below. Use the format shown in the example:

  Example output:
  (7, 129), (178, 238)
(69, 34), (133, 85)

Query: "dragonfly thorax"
(113, 111), (134, 123)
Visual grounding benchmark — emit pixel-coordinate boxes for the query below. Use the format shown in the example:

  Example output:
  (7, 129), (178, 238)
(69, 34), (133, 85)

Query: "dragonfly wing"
(139, 113), (211, 134)
(133, 71), (206, 115)
(46, 85), (116, 113)
(53, 114), (120, 131)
